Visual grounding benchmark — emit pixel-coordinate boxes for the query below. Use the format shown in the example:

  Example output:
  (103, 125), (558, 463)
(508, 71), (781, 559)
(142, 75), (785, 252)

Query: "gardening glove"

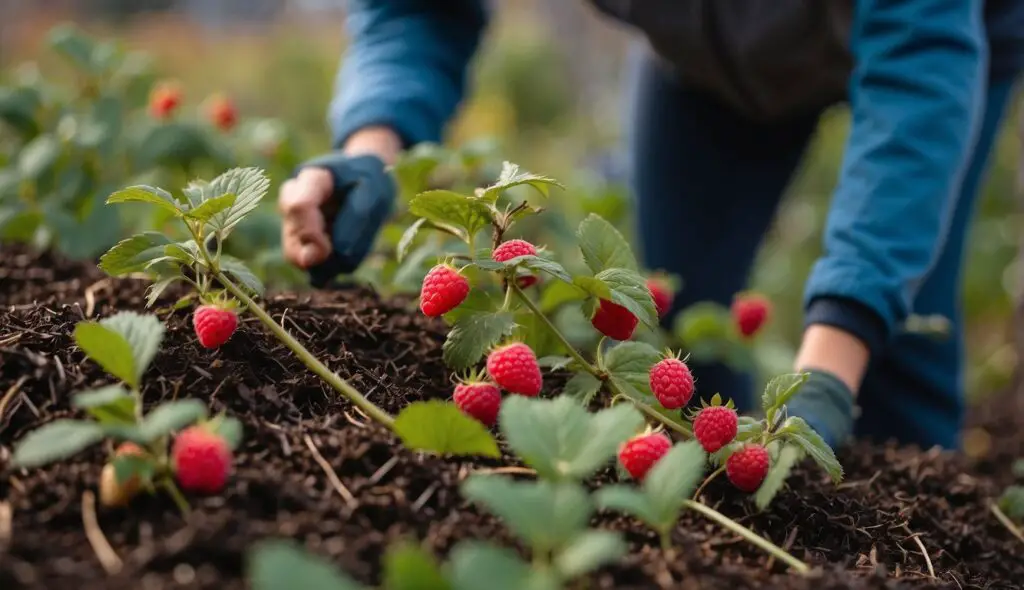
(784, 369), (856, 449)
(280, 152), (395, 288)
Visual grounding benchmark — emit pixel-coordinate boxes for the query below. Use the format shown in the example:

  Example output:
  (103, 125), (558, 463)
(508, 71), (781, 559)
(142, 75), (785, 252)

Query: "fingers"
(279, 168), (335, 269)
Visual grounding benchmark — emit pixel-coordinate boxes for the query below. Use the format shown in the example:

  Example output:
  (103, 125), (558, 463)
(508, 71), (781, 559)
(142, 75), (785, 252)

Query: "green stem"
(217, 272), (395, 429)
(991, 502), (1024, 546)
(501, 275), (516, 311)
(692, 466), (726, 500)
(682, 499), (809, 574)
(595, 336), (607, 369)
(659, 527), (672, 552)
(161, 479), (191, 518)
(616, 392), (693, 438)
(511, 284), (600, 377)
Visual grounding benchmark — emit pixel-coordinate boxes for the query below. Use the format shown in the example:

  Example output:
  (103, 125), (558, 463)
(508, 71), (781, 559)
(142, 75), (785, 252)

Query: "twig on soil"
(0, 375), (28, 429)
(83, 278), (110, 317)
(304, 434), (357, 509)
(692, 466), (726, 500)
(0, 501), (11, 550)
(902, 524), (936, 578)
(765, 526), (799, 572)
(990, 502), (1024, 547)
(468, 466), (538, 479)
(81, 491), (122, 575)
(367, 456), (400, 485)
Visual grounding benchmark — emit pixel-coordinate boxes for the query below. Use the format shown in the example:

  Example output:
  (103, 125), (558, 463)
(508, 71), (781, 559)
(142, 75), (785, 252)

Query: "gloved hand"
(784, 369), (856, 449)
(279, 152), (395, 288)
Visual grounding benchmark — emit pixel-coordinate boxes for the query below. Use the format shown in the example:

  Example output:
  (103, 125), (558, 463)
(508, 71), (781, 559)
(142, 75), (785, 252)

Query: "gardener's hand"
(279, 127), (400, 287)
(784, 368), (856, 449)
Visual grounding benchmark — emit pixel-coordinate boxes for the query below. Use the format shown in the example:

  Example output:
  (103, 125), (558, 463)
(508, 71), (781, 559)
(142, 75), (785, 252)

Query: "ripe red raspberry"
(692, 406), (738, 453)
(732, 294), (772, 338)
(486, 342), (542, 397)
(172, 426), (232, 494)
(206, 94), (237, 131)
(649, 356), (694, 409)
(591, 299), (638, 341)
(419, 264), (470, 317)
(618, 433), (672, 481)
(726, 444), (770, 492)
(492, 239), (537, 263)
(647, 278), (674, 318)
(148, 82), (181, 119)
(193, 305), (238, 349)
(453, 381), (502, 426)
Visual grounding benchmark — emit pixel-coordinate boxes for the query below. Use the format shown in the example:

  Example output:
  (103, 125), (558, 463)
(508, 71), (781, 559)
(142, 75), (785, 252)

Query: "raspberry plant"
(97, 167), (500, 459)
(9, 312), (241, 513)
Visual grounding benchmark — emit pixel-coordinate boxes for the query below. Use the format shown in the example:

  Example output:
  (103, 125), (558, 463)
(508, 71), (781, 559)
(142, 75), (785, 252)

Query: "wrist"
(341, 125), (402, 166)
(794, 324), (869, 392)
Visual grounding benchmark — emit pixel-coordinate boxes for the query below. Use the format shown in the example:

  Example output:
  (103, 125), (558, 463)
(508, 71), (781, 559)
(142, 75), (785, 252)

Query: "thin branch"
(511, 283), (600, 378)
(304, 434), (358, 509)
(682, 499), (809, 574)
(991, 502), (1024, 546)
(81, 491), (122, 575)
(902, 524), (936, 579)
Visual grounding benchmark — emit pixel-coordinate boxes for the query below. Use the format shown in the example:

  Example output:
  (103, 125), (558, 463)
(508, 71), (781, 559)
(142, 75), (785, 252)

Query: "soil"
(2, 244), (1023, 590)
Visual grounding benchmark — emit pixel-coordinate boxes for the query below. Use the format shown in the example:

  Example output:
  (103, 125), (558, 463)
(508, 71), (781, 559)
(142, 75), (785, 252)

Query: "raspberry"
(649, 356), (694, 409)
(591, 299), (638, 341)
(647, 278), (674, 318)
(419, 264), (470, 317)
(732, 294), (771, 338)
(692, 406), (738, 453)
(516, 274), (539, 289)
(206, 94), (237, 131)
(486, 342), (542, 397)
(726, 444), (770, 492)
(148, 82), (180, 119)
(492, 239), (537, 263)
(172, 426), (232, 494)
(193, 305), (238, 349)
(618, 433), (672, 481)
(453, 381), (502, 426)
(99, 442), (149, 507)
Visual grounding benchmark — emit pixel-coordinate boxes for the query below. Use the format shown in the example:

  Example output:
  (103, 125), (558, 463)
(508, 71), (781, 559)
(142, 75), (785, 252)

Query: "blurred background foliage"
(0, 0), (1020, 401)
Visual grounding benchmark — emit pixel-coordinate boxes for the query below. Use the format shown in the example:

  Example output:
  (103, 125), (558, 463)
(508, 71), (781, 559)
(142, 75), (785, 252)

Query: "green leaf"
(146, 277), (179, 307)
(393, 401), (500, 458)
(539, 281), (588, 313)
(603, 341), (661, 395)
(392, 142), (448, 201)
(554, 530), (626, 578)
(576, 214), (637, 274)
(762, 373), (810, 414)
(73, 322), (138, 388)
(562, 372), (603, 405)
(779, 417), (843, 483)
(517, 256), (572, 284)
(479, 161), (564, 203)
(462, 476), (592, 551)
(499, 395), (644, 481)
(643, 441), (707, 525)
(138, 122), (225, 169)
(674, 302), (734, 348)
(595, 485), (660, 525)
(409, 190), (493, 241)
(112, 454), (155, 486)
(186, 192), (237, 223)
(221, 255), (265, 295)
(442, 310), (517, 370)
(138, 400), (208, 442)
(100, 312), (165, 381)
(204, 168), (272, 236)
(47, 24), (98, 70)
(11, 420), (105, 468)
(998, 485), (1024, 521)
(106, 186), (182, 217)
(72, 385), (137, 424)
(595, 268), (658, 328)
(99, 232), (175, 276)
(449, 542), (560, 590)
(397, 218), (427, 262)
(213, 417), (244, 450)
(248, 540), (365, 590)
(754, 444), (802, 510)
(0, 86), (41, 136)
(537, 356), (574, 370)
(18, 134), (60, 180)
(382, 543), (451, 590)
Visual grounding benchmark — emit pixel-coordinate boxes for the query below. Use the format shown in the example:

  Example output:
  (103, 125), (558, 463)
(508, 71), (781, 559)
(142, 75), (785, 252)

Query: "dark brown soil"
(2, 245), (1023, 590)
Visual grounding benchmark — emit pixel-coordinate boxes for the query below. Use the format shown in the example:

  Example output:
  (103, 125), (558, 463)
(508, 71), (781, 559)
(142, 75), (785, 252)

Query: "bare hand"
(278, 167), (335, 269)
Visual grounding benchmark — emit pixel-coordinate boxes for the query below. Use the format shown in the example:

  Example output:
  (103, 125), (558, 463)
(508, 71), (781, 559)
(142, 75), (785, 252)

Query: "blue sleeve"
(328, 0), (489, 149)
(803, 0), (987, 353)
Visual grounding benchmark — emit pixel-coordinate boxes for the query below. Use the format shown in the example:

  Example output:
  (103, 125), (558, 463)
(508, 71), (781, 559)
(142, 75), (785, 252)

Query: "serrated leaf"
(537, 355), (573, 370)
(595, 486), (661, 526)
(382, 543), (451, 590)
(409, 190), (493, 241)
(754, 444), (802, 510)
(397, 218), (427, 262)
(449, 542), (559, 590)
(779, 417), (843, 483)
(248, 540), (365, 590)
(11, 420), (105, 468)
(221, 255), (264, 295)
(462, 476), (591, 551)
(99, 232), (175, 276)
(112, 454), (155, 485)
(203, 167), (271, 237)
(499, 395), (644, 481)
(479, 161), (564, 203)
(595, 268), (658, 328)
(394, 401), (500, 458)
(562, 371), (603, 405)
(100, 312), (165, 382)
(146, 277), (179, 307)
(73, 322), (138, 388)
(644, 441), (707, 525)
(603, 341), (661, 394)
(442, 310), (517, 370)
(72, 385), (136, 424)
(213, 417), (244, 450)
(138, 400), (207, 441)
(18, 134), (60, 180)
(106, 185), (182, 217)
(517, 256), (572, 284)
(576, 214), (637, 274)
(554, 530), (626, 578)
(762, 373), (810, 414)
(186, 192), (237, 223)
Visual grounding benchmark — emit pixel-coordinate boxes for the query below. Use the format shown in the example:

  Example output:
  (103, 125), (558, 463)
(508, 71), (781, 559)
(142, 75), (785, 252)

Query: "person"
(277, 0), (1024, 451)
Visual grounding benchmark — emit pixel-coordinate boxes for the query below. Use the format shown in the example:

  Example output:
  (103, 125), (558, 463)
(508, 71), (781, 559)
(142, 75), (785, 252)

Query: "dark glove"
(293, 153), (396, 288)
(785, 369), (856, 449)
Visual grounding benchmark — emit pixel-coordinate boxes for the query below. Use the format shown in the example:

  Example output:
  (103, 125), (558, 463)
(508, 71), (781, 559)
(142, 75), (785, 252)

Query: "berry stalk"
(682, 499), (809, 574)
(510, 283), (601, 378)
(217, 272), (395, 429)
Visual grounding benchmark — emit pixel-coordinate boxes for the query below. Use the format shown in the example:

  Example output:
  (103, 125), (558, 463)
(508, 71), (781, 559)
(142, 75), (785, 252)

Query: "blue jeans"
(625, 49), (1018, 449)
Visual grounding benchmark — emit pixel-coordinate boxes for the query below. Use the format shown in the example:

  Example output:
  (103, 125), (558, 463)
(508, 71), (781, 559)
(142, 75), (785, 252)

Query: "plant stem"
(616, 393), (693, 438)
(692, 466), (726, 500)
(161, 479), (191, 518)
(991, 502), (1024, 546)
(511, 284), (600, 378)
(659, 527), (672, 552)
(682, 499), (809, 574)
(217, 272), (395, 429)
